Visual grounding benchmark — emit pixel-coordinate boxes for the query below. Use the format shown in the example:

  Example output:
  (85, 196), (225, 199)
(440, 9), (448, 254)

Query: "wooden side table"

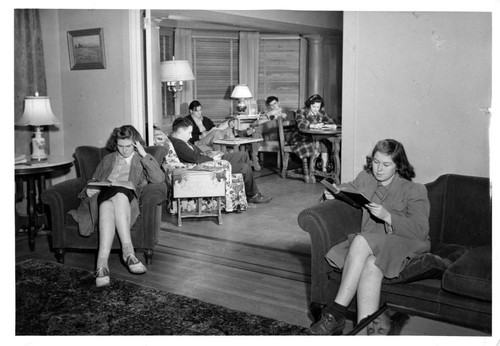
(15, 156), (73, 251)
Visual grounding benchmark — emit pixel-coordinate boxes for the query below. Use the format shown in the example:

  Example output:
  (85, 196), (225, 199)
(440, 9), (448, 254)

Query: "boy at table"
(185, 100), (236, 152)
(242, 96), (290, 171)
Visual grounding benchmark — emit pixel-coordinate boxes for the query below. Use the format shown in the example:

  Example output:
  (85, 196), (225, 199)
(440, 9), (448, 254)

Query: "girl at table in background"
(292, 94), (337, 172)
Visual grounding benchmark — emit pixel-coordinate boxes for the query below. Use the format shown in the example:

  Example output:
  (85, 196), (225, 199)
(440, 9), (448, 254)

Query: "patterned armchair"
(153, 128), (247, 224)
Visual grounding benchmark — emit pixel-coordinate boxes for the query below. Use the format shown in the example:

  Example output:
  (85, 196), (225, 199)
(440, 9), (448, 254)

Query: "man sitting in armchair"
(185, 100), (236, 152)
(169, 117), (272, 204)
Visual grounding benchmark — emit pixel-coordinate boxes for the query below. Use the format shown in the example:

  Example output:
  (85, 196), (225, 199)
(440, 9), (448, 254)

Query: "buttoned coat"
(325, 170), (431, 278)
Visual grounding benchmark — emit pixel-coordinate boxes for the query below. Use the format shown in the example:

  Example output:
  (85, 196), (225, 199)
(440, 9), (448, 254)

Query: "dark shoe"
(247, 193), (272, 204)
(307, 312), (345, 335)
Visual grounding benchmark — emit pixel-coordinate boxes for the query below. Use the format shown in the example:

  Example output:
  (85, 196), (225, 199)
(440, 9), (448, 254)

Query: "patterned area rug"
(16, 259), (307, 335)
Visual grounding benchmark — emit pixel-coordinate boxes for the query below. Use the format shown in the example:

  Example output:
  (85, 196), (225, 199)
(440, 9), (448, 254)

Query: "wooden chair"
(278, 116), (318, 184)
(255, 111), (295, 169)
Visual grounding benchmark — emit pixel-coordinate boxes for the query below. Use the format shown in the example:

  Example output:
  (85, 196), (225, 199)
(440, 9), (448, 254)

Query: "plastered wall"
(341, 11), (491, 184)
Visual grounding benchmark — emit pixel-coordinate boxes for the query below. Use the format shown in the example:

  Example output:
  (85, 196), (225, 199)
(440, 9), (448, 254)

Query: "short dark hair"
(106, 125), (145, 152)
(364, 139), (416, 181)
(305, 94), (325, 109)
(189, 100), (202, 111)
(265, 96), (279, 105)
(172, 117), (193, 133)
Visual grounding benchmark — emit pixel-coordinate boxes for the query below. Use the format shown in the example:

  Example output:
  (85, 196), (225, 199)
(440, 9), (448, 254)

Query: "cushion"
(441, 245), (492, 301)
(383, 253), (451, 284)
(153, 128), (182, 165)
(431, 243), (468, 263)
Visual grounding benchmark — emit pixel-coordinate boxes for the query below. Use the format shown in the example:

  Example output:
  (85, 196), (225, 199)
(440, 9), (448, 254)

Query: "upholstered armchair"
(41, 145), (168, 264)
(153, 128), (247, 224)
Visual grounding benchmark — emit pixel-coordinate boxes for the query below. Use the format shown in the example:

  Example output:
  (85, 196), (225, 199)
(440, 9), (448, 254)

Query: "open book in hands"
(87, 180), (136, 195)
(205, 150), (224, 161)
(321, 178), (371, 209)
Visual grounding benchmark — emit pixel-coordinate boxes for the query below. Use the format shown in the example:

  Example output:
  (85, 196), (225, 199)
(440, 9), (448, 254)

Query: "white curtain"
(238, 31), (259, 98)
(174, 28), (193, 115)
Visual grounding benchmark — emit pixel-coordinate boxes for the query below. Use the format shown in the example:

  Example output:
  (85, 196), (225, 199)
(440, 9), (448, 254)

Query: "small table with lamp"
(15, 92), (65, 251)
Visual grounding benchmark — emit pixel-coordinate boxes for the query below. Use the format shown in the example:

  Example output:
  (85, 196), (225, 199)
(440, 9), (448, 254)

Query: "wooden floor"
(15, 166), (325, 329)
(13, 163), (491, 337)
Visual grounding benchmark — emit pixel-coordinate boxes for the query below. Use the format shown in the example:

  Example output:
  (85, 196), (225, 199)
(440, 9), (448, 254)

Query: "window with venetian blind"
(257, 36), (302, 114)
(191, 31), (239, 123)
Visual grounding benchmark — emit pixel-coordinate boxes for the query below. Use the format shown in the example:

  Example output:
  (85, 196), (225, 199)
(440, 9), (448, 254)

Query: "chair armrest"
(298, 199), (362, 256)
(41, 178), (87, 234)
(138, 182), (168, 246)
(139, 182), (168, 208)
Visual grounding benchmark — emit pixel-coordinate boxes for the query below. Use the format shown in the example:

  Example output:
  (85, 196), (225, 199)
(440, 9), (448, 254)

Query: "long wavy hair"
(106, 125), (145, 152)
(364, 139), (416, 181)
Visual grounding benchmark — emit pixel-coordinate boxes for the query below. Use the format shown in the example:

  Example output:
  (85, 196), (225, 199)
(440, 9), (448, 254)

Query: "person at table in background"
(308, 139), (430, 335)
(169, 117), (272, 204)
(185, 100), (235, 152)
(242, 96), (290, 171)
(292, 94), (336, 172)
(77, 125), (166, 288)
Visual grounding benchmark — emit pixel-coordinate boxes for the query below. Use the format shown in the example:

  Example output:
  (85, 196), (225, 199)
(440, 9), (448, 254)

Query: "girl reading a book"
(308, 139), (430, 335)
(83, 125), (165, 287)
(292, 94), (337, 173)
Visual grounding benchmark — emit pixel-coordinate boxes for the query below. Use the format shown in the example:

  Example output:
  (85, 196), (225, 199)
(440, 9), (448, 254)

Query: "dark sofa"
(298, 174), (492, 333)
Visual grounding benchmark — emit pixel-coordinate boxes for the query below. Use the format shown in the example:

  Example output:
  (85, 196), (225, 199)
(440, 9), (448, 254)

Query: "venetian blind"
(257, 37), (301, 114)
(192, 32), (239, 123)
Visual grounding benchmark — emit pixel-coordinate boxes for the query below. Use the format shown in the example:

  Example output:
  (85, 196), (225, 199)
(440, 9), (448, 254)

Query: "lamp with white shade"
(160, 58), (195, 98)
(15, 92), (60, 161)
(231, 84), (252, 115)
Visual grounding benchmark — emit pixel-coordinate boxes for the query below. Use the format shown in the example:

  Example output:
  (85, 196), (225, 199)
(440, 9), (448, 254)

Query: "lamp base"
(31, 127), (47, 161)
(236, 100), (247, 114)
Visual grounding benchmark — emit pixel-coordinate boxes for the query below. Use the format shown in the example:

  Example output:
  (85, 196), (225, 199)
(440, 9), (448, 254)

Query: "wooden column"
(305, 35), (324, 96)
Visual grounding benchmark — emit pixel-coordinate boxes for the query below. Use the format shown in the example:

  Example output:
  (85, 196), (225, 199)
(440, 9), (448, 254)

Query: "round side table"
(15, 156), (73, 251)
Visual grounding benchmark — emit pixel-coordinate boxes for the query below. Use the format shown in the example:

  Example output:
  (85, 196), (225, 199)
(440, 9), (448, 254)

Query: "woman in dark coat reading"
(308, 139), (430, 335)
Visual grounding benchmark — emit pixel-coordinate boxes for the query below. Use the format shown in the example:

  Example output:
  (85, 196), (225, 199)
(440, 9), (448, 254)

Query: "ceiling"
(151, 10), (343, 36)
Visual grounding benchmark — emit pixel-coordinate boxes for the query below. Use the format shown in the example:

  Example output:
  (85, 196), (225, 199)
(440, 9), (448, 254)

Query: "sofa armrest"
(41, 178), (87, 235)
(298, 199), (362, 251)
(297, 199), (362, 305)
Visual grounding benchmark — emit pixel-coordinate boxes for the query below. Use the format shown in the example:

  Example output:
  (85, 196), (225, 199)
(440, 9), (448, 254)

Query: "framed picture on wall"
(67, 28), (106, 70)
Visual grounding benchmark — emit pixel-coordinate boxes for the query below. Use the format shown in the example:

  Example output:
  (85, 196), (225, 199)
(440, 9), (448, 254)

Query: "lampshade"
(160, 60), (195, 82)
(16, 92), (60, 126)
(231, 84), (252, 99)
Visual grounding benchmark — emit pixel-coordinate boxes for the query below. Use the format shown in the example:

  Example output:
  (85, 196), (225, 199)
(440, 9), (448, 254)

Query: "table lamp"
(231, 84), (252, 115)
(16, 92), (60, 161)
